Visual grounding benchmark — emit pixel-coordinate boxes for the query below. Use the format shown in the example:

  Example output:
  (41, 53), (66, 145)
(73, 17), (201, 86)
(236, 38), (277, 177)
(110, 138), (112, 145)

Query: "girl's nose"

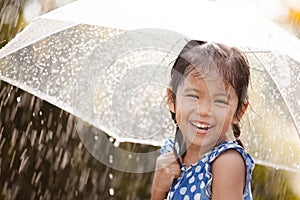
(196, 100), (212, 116)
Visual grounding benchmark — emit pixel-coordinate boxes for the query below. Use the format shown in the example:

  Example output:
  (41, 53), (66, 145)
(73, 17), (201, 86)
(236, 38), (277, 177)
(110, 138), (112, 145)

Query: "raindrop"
(34, 172), (42, 185)
(9, 106), (17, 121)
(0, 127), (3, 141)
(10, 150), (16, 168)
(0, 138), (6, 152)
(31, 171), (36, 185)
(34, 158), (42, 170)
(45, 147), (53, 160)
(16, 96), (21, 102)
(30, 130), (37, 147)
(1, 5), (18, 25)
(61, 151), (69, 169)
(46, 130), (53, 141)
(136, 156), (140, 162)
(53, 147), (62, 170)
(38, 129), (44, 145)
(10, 170), (16, 183)
(18, 154), (29, 173)
(10, 129), (18, 152)
(109, 188), (115, 196)
(4, 92), (10, 105)
(78, 168), (90, 192)
(47, 112), (53, 128)
(94, 135), (98, 140)
(108, 173), (113, 180)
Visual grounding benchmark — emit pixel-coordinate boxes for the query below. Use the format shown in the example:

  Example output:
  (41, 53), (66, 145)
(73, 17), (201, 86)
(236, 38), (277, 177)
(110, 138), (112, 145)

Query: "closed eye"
(185, 94), (198, 99)
(215, 99), (229, 105)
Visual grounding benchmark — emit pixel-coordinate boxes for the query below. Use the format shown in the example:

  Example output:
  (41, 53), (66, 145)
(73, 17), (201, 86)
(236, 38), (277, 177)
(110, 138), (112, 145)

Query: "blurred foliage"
(0, 0), (26, 49)
(252, 165), (299, 200)
(0, 0), (70, 49)
(285, 6), (300, 38)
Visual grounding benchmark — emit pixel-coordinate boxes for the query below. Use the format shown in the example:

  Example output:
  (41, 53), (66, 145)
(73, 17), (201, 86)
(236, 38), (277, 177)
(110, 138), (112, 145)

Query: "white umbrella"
(0, 0), (299, 172)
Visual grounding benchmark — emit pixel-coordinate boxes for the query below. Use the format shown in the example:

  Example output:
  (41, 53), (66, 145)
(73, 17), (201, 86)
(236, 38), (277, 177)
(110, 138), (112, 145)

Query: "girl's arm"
(151, 152), (181, 200)
(211, 149), (246, 200)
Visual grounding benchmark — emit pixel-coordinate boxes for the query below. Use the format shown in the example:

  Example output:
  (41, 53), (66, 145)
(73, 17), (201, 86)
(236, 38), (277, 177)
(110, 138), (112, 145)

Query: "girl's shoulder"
(204, 141), (254, 167)
(202, 141), (254, 199)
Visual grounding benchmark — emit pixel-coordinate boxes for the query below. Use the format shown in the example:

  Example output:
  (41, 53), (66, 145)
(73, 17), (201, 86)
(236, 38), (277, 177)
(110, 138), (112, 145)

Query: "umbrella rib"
(243, 50), (271, 53)
(159, 37), (187, 67)
(147, 36), (186, 86)
(249, 49), (300, 139)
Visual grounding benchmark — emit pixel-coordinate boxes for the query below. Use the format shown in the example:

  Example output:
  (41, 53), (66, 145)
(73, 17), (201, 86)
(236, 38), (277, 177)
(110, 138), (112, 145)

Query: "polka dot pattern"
(161, 139), (255, 200)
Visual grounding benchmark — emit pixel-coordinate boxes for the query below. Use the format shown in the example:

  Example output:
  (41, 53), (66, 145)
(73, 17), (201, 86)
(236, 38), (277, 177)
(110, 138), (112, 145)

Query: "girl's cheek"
(182, 101), (198, 112)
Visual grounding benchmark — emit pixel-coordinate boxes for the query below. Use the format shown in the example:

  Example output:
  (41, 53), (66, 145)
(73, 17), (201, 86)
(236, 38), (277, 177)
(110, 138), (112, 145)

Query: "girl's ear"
(167, 88), (175, 113)
(233, 101), (248, 124)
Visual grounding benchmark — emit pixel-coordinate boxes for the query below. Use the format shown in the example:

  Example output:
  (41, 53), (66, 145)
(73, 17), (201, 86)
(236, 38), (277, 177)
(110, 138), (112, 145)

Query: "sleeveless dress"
(160, 139), (255, 200)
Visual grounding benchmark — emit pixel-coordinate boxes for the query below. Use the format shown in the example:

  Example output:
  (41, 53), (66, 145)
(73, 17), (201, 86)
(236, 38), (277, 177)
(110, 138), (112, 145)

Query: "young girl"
(151, 40), (255, 200)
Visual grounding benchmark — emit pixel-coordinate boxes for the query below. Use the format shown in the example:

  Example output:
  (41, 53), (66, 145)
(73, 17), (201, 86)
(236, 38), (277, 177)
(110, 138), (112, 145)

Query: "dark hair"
(168, 40), (250, 165)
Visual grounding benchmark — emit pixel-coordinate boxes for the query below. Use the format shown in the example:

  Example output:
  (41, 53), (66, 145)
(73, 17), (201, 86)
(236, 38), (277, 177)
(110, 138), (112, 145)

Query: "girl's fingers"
(158, 162), (181, 178)
(157, 152), (179, 165)
(152, 153), (182, 193)
(169, 165), (181, 177)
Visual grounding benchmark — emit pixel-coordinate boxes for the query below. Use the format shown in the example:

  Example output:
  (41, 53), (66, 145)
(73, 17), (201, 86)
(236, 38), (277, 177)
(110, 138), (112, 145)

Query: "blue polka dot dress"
(160, 139), (255, 200)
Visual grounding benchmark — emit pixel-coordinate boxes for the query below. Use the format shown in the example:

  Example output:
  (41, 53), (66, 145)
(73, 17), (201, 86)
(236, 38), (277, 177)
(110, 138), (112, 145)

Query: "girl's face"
(169, 69), (240, 151)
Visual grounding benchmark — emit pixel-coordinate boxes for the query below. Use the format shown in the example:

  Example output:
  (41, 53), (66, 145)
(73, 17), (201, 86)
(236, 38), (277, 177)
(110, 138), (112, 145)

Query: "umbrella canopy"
(0, 0), (299, 172)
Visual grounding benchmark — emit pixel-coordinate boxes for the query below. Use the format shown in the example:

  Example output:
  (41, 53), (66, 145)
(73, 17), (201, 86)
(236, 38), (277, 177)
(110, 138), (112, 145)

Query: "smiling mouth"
(191, 122), (213, 134)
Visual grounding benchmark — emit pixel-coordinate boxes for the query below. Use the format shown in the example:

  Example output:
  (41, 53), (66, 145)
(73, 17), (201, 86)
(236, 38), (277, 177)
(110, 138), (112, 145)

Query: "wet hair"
(168, 40), (250, 165)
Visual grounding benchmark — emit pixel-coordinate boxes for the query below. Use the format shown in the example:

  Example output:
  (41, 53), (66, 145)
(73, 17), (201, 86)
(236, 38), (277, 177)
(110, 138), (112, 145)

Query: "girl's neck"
(183, 139), (230, 167)
(183, 144), (211, 167)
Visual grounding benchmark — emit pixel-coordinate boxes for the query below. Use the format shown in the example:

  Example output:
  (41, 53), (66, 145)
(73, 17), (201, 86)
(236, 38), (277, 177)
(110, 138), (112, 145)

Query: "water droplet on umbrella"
(113, 140), (120, 147)
(109, 137), (114, 143)
(109, 155), (113, 164)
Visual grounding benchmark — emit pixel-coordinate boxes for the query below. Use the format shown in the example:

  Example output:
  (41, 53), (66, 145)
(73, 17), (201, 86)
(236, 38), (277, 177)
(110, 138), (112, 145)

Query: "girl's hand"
(151, 152), (181, 200)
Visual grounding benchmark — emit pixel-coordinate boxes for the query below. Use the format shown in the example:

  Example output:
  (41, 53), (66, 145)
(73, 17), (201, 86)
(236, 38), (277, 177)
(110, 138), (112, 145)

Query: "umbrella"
(0, 0), (299, 173)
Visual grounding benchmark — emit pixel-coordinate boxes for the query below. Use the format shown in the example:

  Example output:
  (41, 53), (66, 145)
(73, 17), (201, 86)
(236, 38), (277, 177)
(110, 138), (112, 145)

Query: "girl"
(151, 40), (255, 200)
